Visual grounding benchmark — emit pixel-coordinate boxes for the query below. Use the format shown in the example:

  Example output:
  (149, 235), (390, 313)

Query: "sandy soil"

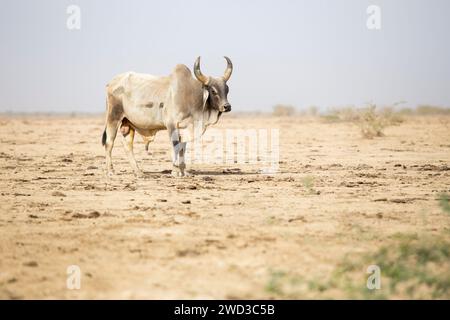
(0, 114), (449, 299)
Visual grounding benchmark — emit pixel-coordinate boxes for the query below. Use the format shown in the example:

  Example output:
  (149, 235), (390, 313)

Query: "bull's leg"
(121, 125), (143, 177)
(104, 119), (120, 176)
(103, 93), (125, 178)
(168, 127), (187, 177)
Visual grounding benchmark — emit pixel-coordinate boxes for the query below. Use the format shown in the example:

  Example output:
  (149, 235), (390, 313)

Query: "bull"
(101, 56), (233, 177)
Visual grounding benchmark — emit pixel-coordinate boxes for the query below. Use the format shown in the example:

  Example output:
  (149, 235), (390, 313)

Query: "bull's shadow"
(141, 169), (256, 176)
(188, 169), (256, 176)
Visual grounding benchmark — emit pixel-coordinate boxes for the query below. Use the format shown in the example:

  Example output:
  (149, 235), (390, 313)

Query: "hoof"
(171, 164), (187, 178)
(184, 170), (193, 177)
(134, 170), (144, 178)
(171, 168), (186, 178)
(171, 170), (184, 178)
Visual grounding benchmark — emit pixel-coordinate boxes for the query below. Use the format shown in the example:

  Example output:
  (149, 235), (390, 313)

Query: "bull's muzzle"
(221, 103), (231, 112)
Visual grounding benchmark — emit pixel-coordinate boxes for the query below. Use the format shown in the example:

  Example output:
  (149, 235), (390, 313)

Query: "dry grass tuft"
(439, 194), (450, 214)
(265, 233), (450, 299)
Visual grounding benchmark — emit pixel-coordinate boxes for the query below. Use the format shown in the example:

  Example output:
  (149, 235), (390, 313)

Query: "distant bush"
(298, 105), (319, 117)
(416, 105), (450, 115)
(321, 104), (405, 138)
(378, 106), (405, 125)
(321, 106), (359, 122)
(272, 104), (296, 116)
(307, 105), (318, 116)
(397, 108), (414, 115)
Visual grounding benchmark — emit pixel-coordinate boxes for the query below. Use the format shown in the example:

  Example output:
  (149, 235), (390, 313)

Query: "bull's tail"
(102, 128), (107, 146)
(102, 96), (108, 146)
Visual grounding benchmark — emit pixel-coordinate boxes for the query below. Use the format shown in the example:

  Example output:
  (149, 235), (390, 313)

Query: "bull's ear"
(202, 87), (209, 111)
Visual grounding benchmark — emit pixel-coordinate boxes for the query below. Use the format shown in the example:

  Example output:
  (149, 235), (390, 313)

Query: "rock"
(23, 261), (38, 267)
(355, 164), (373, 170)
(51, 191), (66, 197)
(88, 211), (100, 218)
(176, 249), (200, 257)
(288, 216), (306, 223)
(7, 278), (18, 284)
(390, 199), (408, 203)
(72, 211), (100, 219)
(72, 213), (87, 219)
(223, 168), (242, 174)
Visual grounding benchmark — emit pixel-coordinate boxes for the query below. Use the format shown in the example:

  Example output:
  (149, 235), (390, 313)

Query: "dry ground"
(0, 114), (449, 299)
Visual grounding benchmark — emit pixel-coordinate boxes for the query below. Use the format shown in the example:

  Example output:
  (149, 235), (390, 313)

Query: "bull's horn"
(223, 56), (233, 81)
(194, 56), (210, 85)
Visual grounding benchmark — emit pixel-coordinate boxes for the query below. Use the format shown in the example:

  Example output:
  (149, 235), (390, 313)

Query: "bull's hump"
(126, 72), (158, 81)
(172, 64), (192, 77)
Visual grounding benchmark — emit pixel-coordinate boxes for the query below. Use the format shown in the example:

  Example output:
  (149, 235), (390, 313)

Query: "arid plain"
(1, 113), (449, 299)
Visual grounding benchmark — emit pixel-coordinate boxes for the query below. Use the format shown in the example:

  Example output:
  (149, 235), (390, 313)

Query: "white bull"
(102, 56), (233, 177)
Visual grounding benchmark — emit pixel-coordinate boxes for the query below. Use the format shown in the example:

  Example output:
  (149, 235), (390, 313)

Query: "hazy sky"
(1, 0), (449, 112)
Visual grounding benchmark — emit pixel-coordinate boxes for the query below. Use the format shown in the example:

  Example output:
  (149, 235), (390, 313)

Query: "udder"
(120, 118), (131, 136)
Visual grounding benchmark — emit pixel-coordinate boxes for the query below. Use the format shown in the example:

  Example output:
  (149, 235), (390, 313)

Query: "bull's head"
(194, 56), (233, 113)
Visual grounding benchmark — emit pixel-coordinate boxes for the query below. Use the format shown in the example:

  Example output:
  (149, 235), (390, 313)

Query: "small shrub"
(265, 270), (287, 296)
(357, 104), (387, 138)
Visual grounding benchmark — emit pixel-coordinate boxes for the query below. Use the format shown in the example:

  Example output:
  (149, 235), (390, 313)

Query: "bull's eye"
(211, 88), (218, 95)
